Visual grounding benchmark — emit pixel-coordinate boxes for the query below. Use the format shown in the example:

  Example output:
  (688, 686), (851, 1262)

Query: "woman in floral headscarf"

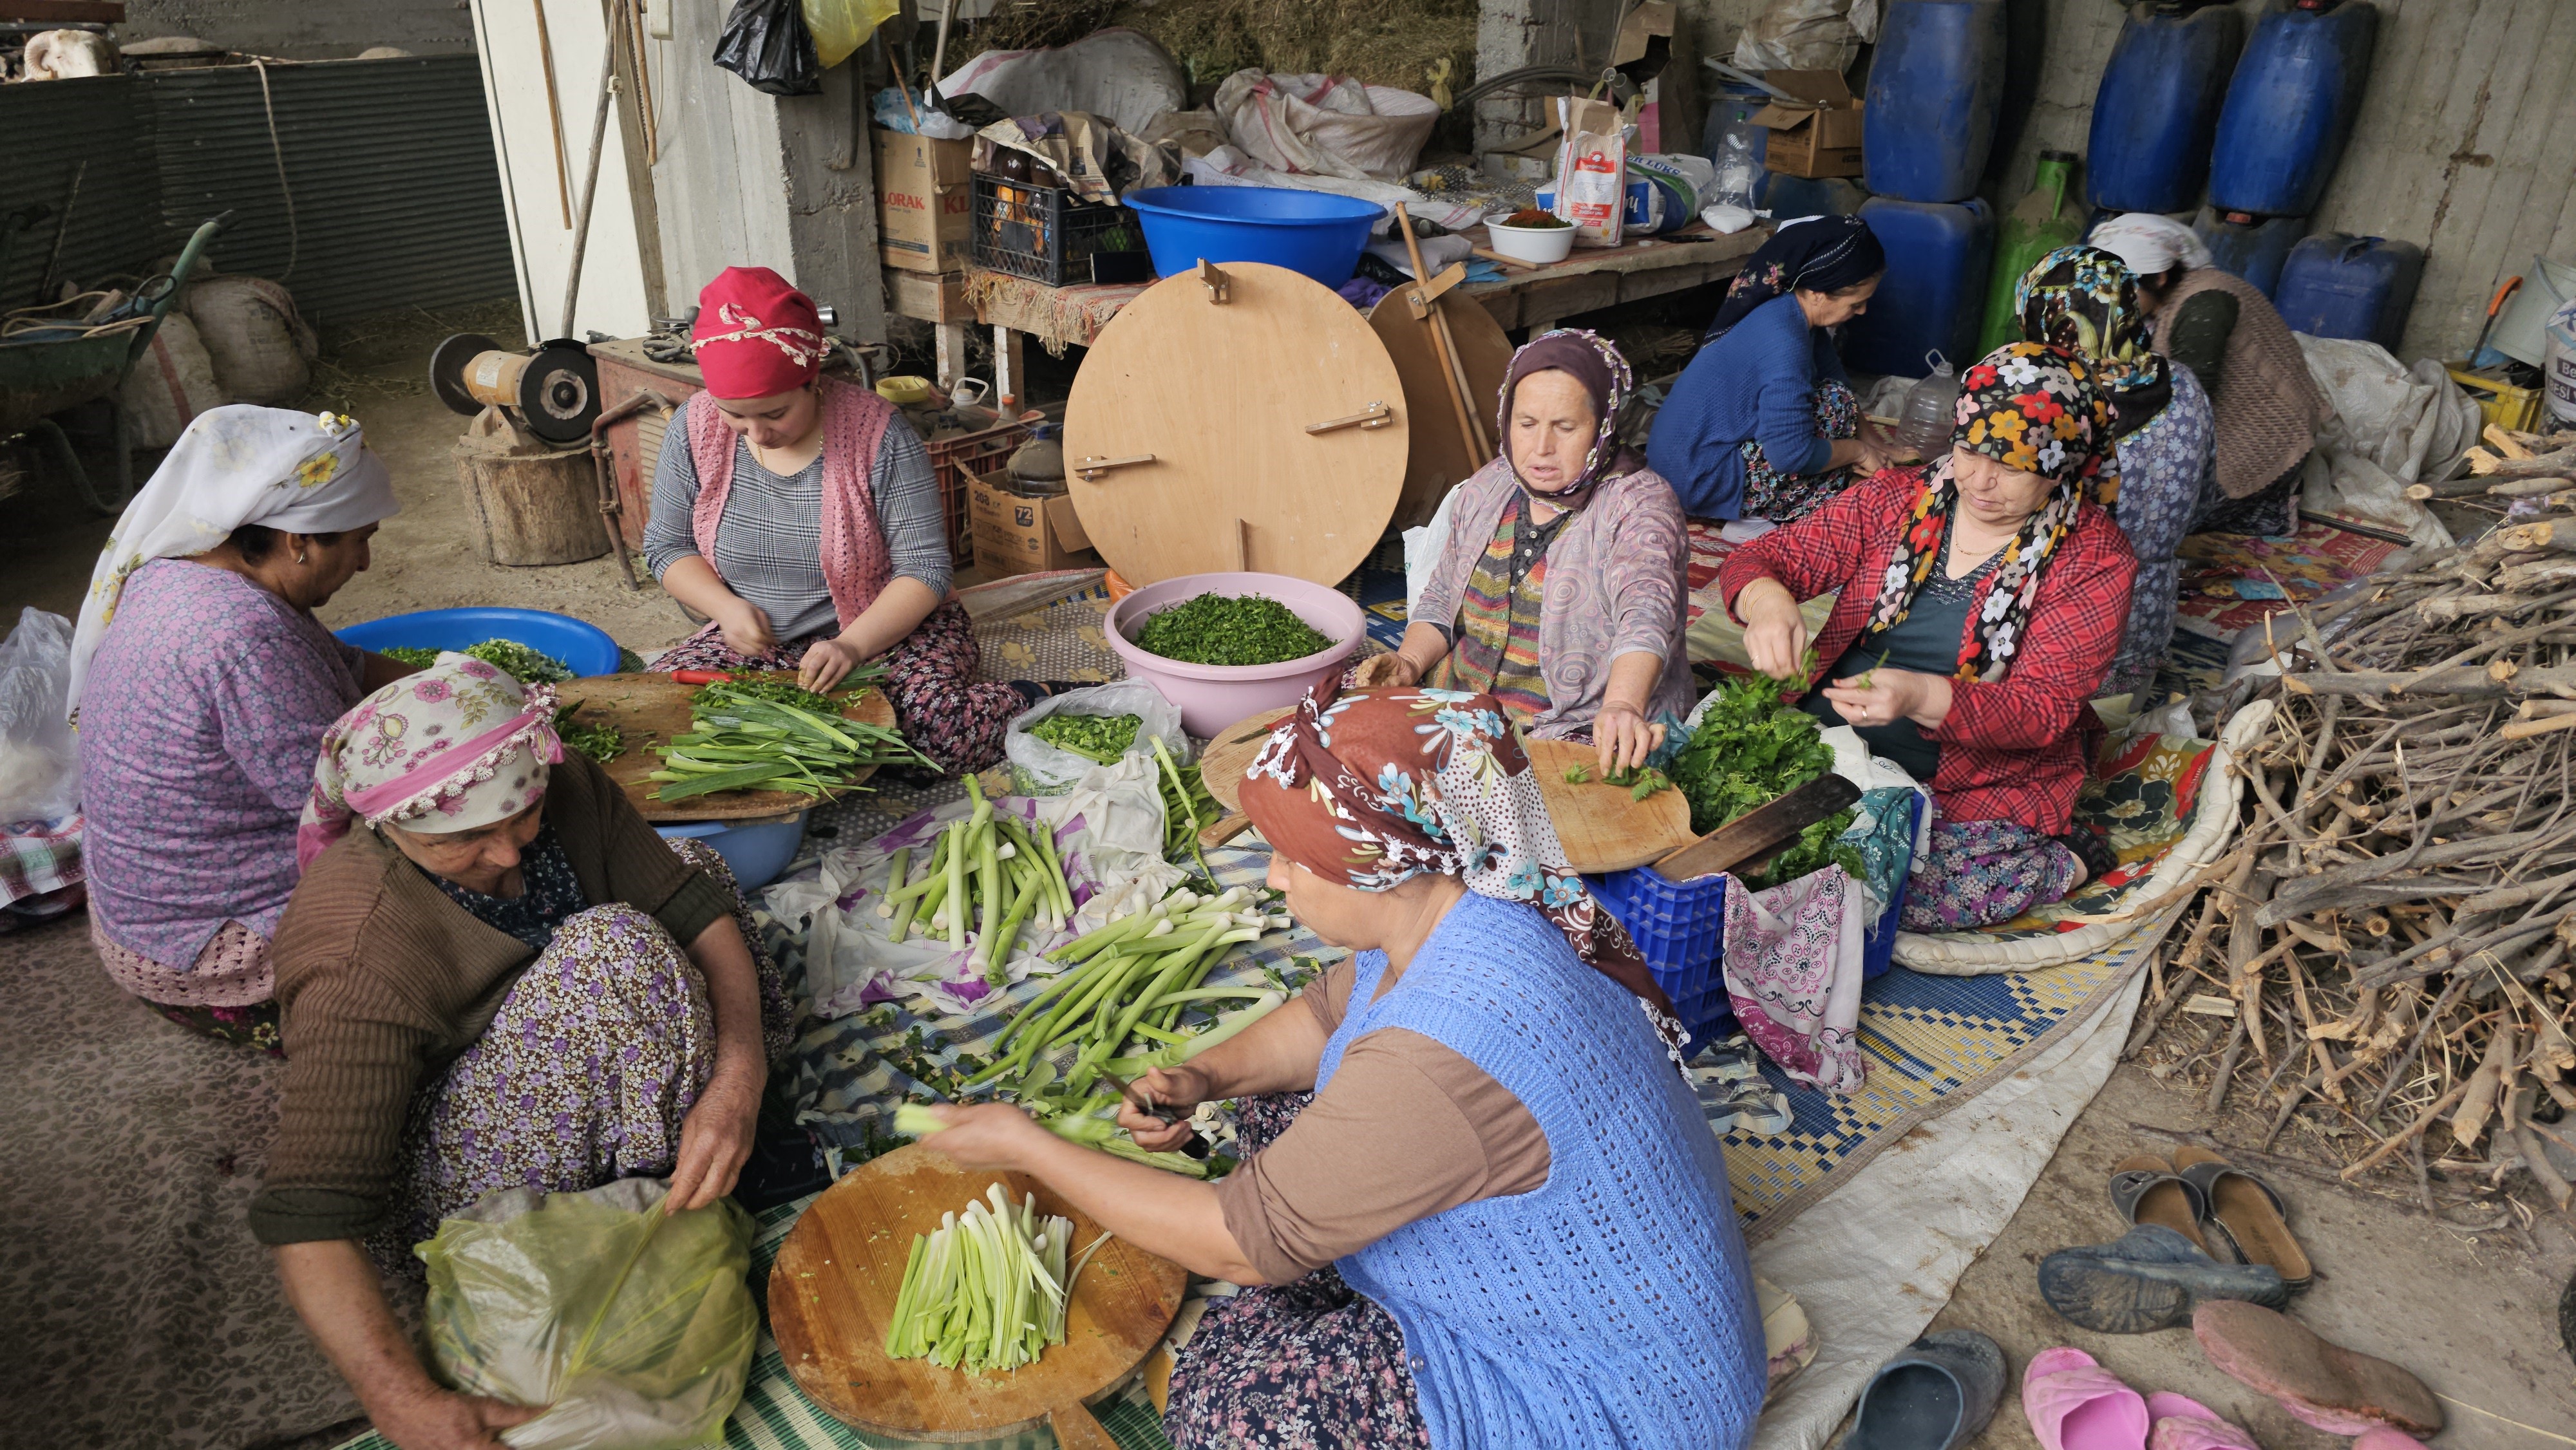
(253, 654), (791, 1450)
(913, 683), (1765, 1450)
(1361, 328), (1692, 777)
(1720, 343), (2138, 930)
(2016, 244), (2216, 697)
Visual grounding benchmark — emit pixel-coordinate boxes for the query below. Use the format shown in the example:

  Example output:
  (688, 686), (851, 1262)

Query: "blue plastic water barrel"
(1761, 174), (1870, 218)
(2273, 233), (2424, 350)
(2210, 0), (2378, 218)
(1841, 196), (1996, 377)
(2197, 211), (2309, 297)
(1864, 0), (2009, 203)
(2087, 3), (2245, 213)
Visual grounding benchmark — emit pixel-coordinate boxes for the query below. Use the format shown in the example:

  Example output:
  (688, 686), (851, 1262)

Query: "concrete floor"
(9, 317), (2575, 1446)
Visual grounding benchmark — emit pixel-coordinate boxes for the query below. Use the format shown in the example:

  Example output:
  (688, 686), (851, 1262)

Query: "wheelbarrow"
(0, 211), (231, 514)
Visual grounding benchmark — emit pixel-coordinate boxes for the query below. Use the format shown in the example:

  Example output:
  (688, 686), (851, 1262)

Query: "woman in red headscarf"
(642, 266), (1035, 774)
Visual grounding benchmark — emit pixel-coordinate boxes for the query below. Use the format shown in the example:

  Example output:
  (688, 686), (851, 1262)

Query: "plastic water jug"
(2272, 234), (2424, 352)
(1895, 353), (1963, 457)
(2197, 210), (2309, 297)
(2210, 0), (2378, 218)
(1841, 196), (1996, 377)
(1864, 0), (2009, 204)
(1701, 81), (1772, 211)
(1978, 150), (2084, 355)
(2087, 2), (2245, 214)
(2545, 299), (2576, 429)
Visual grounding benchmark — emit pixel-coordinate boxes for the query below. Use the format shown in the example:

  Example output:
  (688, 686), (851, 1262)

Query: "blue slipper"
(2038, 1223), (2288, 1335)
(1841, 1330), (2005, 1449)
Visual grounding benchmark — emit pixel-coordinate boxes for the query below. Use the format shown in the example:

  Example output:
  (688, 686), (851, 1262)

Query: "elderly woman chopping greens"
(250, 655), (790, 1449)
(1357, 329), (1692, 777)
(643, 265), (1035, 774)
(917, 683), (1765, 1450)
(72, 406), (417, 1052)
(1719, 343), (2136, 932)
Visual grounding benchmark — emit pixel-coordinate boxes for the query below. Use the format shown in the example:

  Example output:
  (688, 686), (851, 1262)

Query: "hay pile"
(952, 0), (1477, 97)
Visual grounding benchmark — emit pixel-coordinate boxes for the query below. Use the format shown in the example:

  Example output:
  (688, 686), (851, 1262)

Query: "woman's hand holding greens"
(1736, 576), (1810, 681)
(1819, 666), (1954, 733)
(1116, 1064), (1216, 1153)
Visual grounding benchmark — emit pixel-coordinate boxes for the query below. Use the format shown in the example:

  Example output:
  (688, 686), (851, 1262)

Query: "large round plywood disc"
(1063, 261), (1409, 588)
(1367, 291), (1513, 529)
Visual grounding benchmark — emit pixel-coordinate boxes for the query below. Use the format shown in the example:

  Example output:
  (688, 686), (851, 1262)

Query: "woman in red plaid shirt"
(1718, 343), (2136, 930)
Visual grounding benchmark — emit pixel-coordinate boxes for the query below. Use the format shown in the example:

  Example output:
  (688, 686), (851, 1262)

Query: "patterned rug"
(2173, 518), (2400, 639)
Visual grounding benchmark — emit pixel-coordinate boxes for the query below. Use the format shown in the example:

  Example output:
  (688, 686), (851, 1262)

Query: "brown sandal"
(2108, 1153), (2211, 1256)
(2173, 1146), (2313, 1292)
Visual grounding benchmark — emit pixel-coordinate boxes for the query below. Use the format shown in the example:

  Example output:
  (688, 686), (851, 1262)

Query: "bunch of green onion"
(875, 1176), (1107, 1373)
(649, 681), (929, 802)
(876, 777), (1077, 983)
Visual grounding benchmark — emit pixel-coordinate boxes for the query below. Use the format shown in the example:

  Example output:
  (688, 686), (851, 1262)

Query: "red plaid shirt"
(1716, 469), (2136, 834)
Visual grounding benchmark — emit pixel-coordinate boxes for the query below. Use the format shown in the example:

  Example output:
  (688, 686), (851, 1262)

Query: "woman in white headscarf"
(2087, 213), (2329, 536)
(73, 404), (413, 1051)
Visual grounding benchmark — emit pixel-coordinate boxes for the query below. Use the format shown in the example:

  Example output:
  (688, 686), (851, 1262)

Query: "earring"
(296, 551), (308, 564)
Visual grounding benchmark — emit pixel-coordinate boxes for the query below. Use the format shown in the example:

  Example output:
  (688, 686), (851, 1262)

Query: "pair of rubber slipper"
(2040, 1149), (2309, 1333)
(2022, 1346), (2261, 1450)
(2194, 1301), (2443, 1440)
(1691, 1034), (1794, 1135)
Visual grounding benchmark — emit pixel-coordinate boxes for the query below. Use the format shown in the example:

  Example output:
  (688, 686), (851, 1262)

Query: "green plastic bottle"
(1978, 149), (2084, 356)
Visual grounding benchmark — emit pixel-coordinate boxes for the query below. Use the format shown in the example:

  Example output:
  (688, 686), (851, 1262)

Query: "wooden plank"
(556, 672), (901, 822)
(1368, 290), (1512, 529)
(768, 1143), (1186, 1442)
(1651, 774), (1859, 883)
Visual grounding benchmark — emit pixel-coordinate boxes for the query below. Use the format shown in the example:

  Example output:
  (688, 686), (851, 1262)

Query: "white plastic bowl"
(1106, 572), (1366, 737)
(1484, 219), (1578, 265)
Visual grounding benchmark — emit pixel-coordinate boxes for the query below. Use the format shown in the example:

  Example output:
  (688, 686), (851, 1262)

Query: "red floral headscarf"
(1238, 678), (1688, 1057)
(1860, 342), (2117, 684)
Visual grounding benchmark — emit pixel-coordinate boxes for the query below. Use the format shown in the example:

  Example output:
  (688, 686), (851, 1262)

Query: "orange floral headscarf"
(1860, 343), (2116, 684)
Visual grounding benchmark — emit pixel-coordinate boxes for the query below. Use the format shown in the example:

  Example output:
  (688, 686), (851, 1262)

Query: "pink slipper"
(2193, 1302), (2443, 1437)
(2144, 1391), (2259, 1450)
(2351, 1432), (2427, 1449)
(2023, 1346), (2150, 1450)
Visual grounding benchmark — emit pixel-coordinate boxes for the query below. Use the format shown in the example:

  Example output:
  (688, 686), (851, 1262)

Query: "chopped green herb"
(1132, 592), (1333, 668)
(1667, 672), (1857, 885)
(374, 638), (573, 685)
(1028, 711), (1142, 764)
(552, 701), (625, 765)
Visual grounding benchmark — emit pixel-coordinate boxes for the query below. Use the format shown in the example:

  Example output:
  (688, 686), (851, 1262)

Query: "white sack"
(1212, 70), (1439, 182)
(184, 275), (317, 406)
(937, 29), (1185, 135)
(2293, 334), (2477, 550)
(119, 314), (225, 450)
(1734, 0), (1863, 73)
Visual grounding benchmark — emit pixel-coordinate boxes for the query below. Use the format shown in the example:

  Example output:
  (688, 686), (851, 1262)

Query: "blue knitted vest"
(1316, 892), (1765, 1450)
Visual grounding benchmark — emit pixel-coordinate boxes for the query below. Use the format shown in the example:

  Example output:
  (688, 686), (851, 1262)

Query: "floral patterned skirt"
(1163, 1092), (1432, 1450)
(652, 599), (1025, 776)
(1739, 379), (1862, 524)
(1899, 819), (2083, 932)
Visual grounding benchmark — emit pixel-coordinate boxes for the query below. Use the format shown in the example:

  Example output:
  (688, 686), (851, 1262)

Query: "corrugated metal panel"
(147, 56), (517, 323)
(0, 76), (163, 306)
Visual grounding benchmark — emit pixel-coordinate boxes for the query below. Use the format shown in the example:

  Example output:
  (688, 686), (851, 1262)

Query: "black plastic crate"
(971, 173), (1152, 287)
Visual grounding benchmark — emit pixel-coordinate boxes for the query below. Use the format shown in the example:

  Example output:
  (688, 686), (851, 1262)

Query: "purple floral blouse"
(80, 560), (365, 968)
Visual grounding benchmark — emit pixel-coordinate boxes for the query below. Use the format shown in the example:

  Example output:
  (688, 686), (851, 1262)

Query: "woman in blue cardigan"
(1648, 216), (1896, 522)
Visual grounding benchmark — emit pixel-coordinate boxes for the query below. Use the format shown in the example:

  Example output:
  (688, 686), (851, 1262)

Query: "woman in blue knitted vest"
(920, 683), (1766, 1449)
(1647, 216), (1899, 522)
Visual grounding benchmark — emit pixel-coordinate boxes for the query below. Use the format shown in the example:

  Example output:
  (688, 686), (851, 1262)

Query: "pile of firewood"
(2136, 450), (2576, 1212)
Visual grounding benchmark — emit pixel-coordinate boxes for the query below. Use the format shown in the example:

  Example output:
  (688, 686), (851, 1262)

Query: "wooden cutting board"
(1196, 706), (1698, 874)
(767, 1143), (1187, 1447)
(553, 672), (902, 823)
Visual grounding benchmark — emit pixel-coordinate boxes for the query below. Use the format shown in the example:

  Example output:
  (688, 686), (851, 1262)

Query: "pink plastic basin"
(1105, 572), (1366, 737)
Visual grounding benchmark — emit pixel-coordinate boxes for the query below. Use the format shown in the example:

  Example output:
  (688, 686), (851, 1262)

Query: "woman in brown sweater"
(254, 654), (789, 1450)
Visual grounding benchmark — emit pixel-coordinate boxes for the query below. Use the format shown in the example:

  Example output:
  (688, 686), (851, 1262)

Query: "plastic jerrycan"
(2087, 1), (2246, 214)
(2273, 234), (2425, 352)
(1841, 196), (1996, 378)
(1864, 0), (2009, 203)
(2198, 210), (2309, 297)
(1979, 151), (2084, 355)
(2210, 0), (2378, 219)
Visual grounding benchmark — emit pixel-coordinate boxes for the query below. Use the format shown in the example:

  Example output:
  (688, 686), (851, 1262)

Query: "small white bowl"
(1484, 218), (1578, 265)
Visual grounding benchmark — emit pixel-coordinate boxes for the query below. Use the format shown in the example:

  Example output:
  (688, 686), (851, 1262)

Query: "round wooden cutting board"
(1062, 261), (1409, 590)
(554, 673), (902, 822)
(766, 1144), (1187, 1446)
(1367, 289), (1513, 529)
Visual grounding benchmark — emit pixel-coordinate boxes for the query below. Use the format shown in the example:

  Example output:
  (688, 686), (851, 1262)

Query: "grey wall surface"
(118, 0), (473, 59)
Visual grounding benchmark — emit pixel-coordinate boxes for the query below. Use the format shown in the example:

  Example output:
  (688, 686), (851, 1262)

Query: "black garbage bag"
(713, 0), (820, 97)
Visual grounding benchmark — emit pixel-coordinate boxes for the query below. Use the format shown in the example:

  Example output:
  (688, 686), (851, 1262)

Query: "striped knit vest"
(1317, 892), (1766, 1449)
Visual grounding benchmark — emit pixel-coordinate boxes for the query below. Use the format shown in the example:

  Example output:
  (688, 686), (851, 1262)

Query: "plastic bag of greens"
(419, 1179), (757, 1449)
(713, 0), (820, 97)
(1004, 680), (1187, 796)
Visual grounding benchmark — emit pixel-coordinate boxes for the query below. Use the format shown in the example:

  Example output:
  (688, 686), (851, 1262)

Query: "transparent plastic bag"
(1004, 681), (1188, 796)
(0, 608), (81, 825)
(420, 1180), (757, 1450)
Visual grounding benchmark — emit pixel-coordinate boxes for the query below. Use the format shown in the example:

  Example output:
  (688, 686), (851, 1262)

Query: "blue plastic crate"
(1589, 791), (1924, 1048)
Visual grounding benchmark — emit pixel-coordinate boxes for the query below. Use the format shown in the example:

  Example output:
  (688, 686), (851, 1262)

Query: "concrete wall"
(118, 0), (473, 58)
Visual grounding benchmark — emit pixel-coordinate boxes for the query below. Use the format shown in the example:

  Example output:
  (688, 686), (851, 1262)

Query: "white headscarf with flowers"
(69, 404), (399, 715)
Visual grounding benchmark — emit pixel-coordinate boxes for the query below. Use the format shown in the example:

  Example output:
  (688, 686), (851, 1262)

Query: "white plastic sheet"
(1211, 70), (1439, 182)
(936, 28), (1185, 133)
(0, 608), (80, 825)
(2295, 335), (2476, 550)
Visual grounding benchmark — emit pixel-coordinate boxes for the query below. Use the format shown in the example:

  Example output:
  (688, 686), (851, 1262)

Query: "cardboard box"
(1750, 71), (1864, 179)
(884, 268), (970, 325)
(968, 468), (1098, 576)
(875, 128), (974, 273)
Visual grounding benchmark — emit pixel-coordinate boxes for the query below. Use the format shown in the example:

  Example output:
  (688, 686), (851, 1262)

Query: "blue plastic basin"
(658, 813), (810, 891)
(1121, 186), (1383, 286)
(333, 607), (623, 677)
